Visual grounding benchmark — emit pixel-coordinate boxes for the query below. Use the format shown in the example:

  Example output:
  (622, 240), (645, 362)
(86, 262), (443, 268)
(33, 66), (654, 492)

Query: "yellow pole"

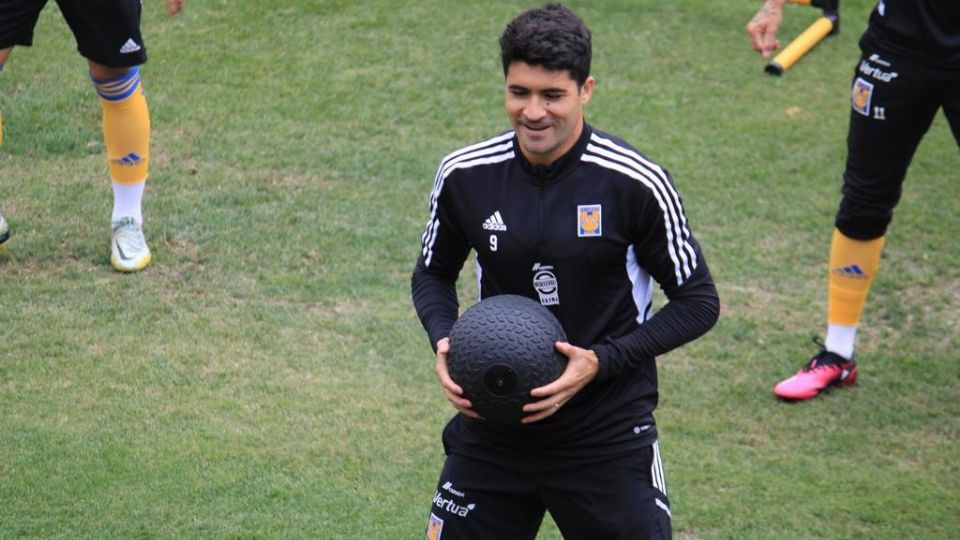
(765, 16), (835, 75)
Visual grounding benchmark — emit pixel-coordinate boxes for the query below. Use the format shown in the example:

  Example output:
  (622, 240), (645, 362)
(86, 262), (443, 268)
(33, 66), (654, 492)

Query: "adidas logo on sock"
(119, 38), (142, 54)
(111, 152), (144, 166)
(833, 264), (868, 280)
(482, 211), (507, 232)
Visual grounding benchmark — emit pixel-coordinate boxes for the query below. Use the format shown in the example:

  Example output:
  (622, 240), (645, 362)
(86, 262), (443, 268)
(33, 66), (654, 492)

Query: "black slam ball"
(447, 295), (568, 423)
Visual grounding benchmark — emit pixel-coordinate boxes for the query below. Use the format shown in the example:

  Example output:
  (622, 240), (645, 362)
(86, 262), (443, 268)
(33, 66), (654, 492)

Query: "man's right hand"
(435, 338), (481, 419)
(166, 0), (184, 16)
(746, 0), (786, 58)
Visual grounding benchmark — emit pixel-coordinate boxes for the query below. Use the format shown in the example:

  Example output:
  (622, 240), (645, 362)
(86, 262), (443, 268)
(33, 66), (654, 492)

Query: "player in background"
(0, 0), (184, 272)
(747, 0), (960, 400)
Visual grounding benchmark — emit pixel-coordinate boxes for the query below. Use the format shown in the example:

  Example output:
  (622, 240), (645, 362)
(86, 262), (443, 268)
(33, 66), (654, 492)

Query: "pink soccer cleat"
(774, 349), (858, 401)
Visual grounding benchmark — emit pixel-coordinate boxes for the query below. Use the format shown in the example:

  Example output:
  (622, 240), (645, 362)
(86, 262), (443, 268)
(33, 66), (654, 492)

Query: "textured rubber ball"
(447, 295), (567, 423)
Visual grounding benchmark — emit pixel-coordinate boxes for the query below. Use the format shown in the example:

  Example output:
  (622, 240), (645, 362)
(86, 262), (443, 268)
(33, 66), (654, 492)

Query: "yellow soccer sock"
(827, 228), (885, 326)
(93, 67), (150, 184)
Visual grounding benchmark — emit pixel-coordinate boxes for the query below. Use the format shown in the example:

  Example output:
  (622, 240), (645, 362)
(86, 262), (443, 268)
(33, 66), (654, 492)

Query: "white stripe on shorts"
(655, 497), (672, 519)
(651, 440), (667, 496)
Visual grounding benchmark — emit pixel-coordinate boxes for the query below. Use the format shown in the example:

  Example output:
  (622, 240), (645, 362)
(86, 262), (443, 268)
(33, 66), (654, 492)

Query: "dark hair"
(499, 3), (592, 86)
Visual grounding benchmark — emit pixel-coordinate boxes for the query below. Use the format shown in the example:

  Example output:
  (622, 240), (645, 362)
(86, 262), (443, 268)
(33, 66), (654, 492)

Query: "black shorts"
(0, 0), (146, 67)
(837, 38), (960, 239)
(424, 441), (672, 540)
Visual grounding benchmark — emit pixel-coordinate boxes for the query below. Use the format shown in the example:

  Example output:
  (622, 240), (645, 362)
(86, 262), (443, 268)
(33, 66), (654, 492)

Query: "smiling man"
(506, 61), (594, 165)
(411, 4), (720, 539)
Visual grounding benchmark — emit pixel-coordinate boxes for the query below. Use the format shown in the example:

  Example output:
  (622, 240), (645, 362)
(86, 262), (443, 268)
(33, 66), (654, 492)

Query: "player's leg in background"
(0, 0), (48, 246)
(89, 60), (153, 272)
(0, 47), (8, 246)
(89, 61), (150, 225)
(0, 46), (9, 148)
(773, 46), (941, 401)
(829, 47), (942, 359)
(57, 0), (153, 271)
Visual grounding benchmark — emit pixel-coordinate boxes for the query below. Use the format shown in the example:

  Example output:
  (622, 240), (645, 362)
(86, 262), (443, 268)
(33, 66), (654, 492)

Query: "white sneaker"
(110, 216), (152, 272)
(0, 211), (9, 246)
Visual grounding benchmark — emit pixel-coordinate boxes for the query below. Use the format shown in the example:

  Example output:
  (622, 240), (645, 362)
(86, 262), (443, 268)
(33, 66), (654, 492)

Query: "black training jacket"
(411, 124), (720, 459)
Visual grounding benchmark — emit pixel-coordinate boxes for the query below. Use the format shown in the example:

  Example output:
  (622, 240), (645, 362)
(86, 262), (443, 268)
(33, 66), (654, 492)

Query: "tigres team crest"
(851, 77), (874, 117)
(426, 513), (444, 540)
(577, 204), (602, 237)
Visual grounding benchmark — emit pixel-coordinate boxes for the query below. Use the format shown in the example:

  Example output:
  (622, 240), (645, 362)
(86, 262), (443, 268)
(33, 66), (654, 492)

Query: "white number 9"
(489, 234), (498, 252)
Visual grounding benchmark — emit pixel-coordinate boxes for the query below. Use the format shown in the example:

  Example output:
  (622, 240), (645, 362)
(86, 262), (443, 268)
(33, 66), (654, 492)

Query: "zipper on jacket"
(538, 185), (546, 250)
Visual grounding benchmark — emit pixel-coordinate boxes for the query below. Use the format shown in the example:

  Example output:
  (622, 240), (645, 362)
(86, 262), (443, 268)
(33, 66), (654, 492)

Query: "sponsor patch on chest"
(577, 204), (602, 237)
(532, 263), (560, 306)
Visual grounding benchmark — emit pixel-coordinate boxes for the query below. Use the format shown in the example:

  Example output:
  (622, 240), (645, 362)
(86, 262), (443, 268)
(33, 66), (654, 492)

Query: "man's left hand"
(520, 342), (599, 424)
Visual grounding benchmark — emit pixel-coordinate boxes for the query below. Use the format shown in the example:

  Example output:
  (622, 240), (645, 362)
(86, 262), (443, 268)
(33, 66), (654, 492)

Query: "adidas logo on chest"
(482, 211), (507, 232)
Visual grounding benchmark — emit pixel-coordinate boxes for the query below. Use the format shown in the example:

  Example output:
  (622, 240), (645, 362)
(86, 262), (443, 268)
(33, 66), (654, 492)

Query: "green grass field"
(1, 1), (957, 538)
